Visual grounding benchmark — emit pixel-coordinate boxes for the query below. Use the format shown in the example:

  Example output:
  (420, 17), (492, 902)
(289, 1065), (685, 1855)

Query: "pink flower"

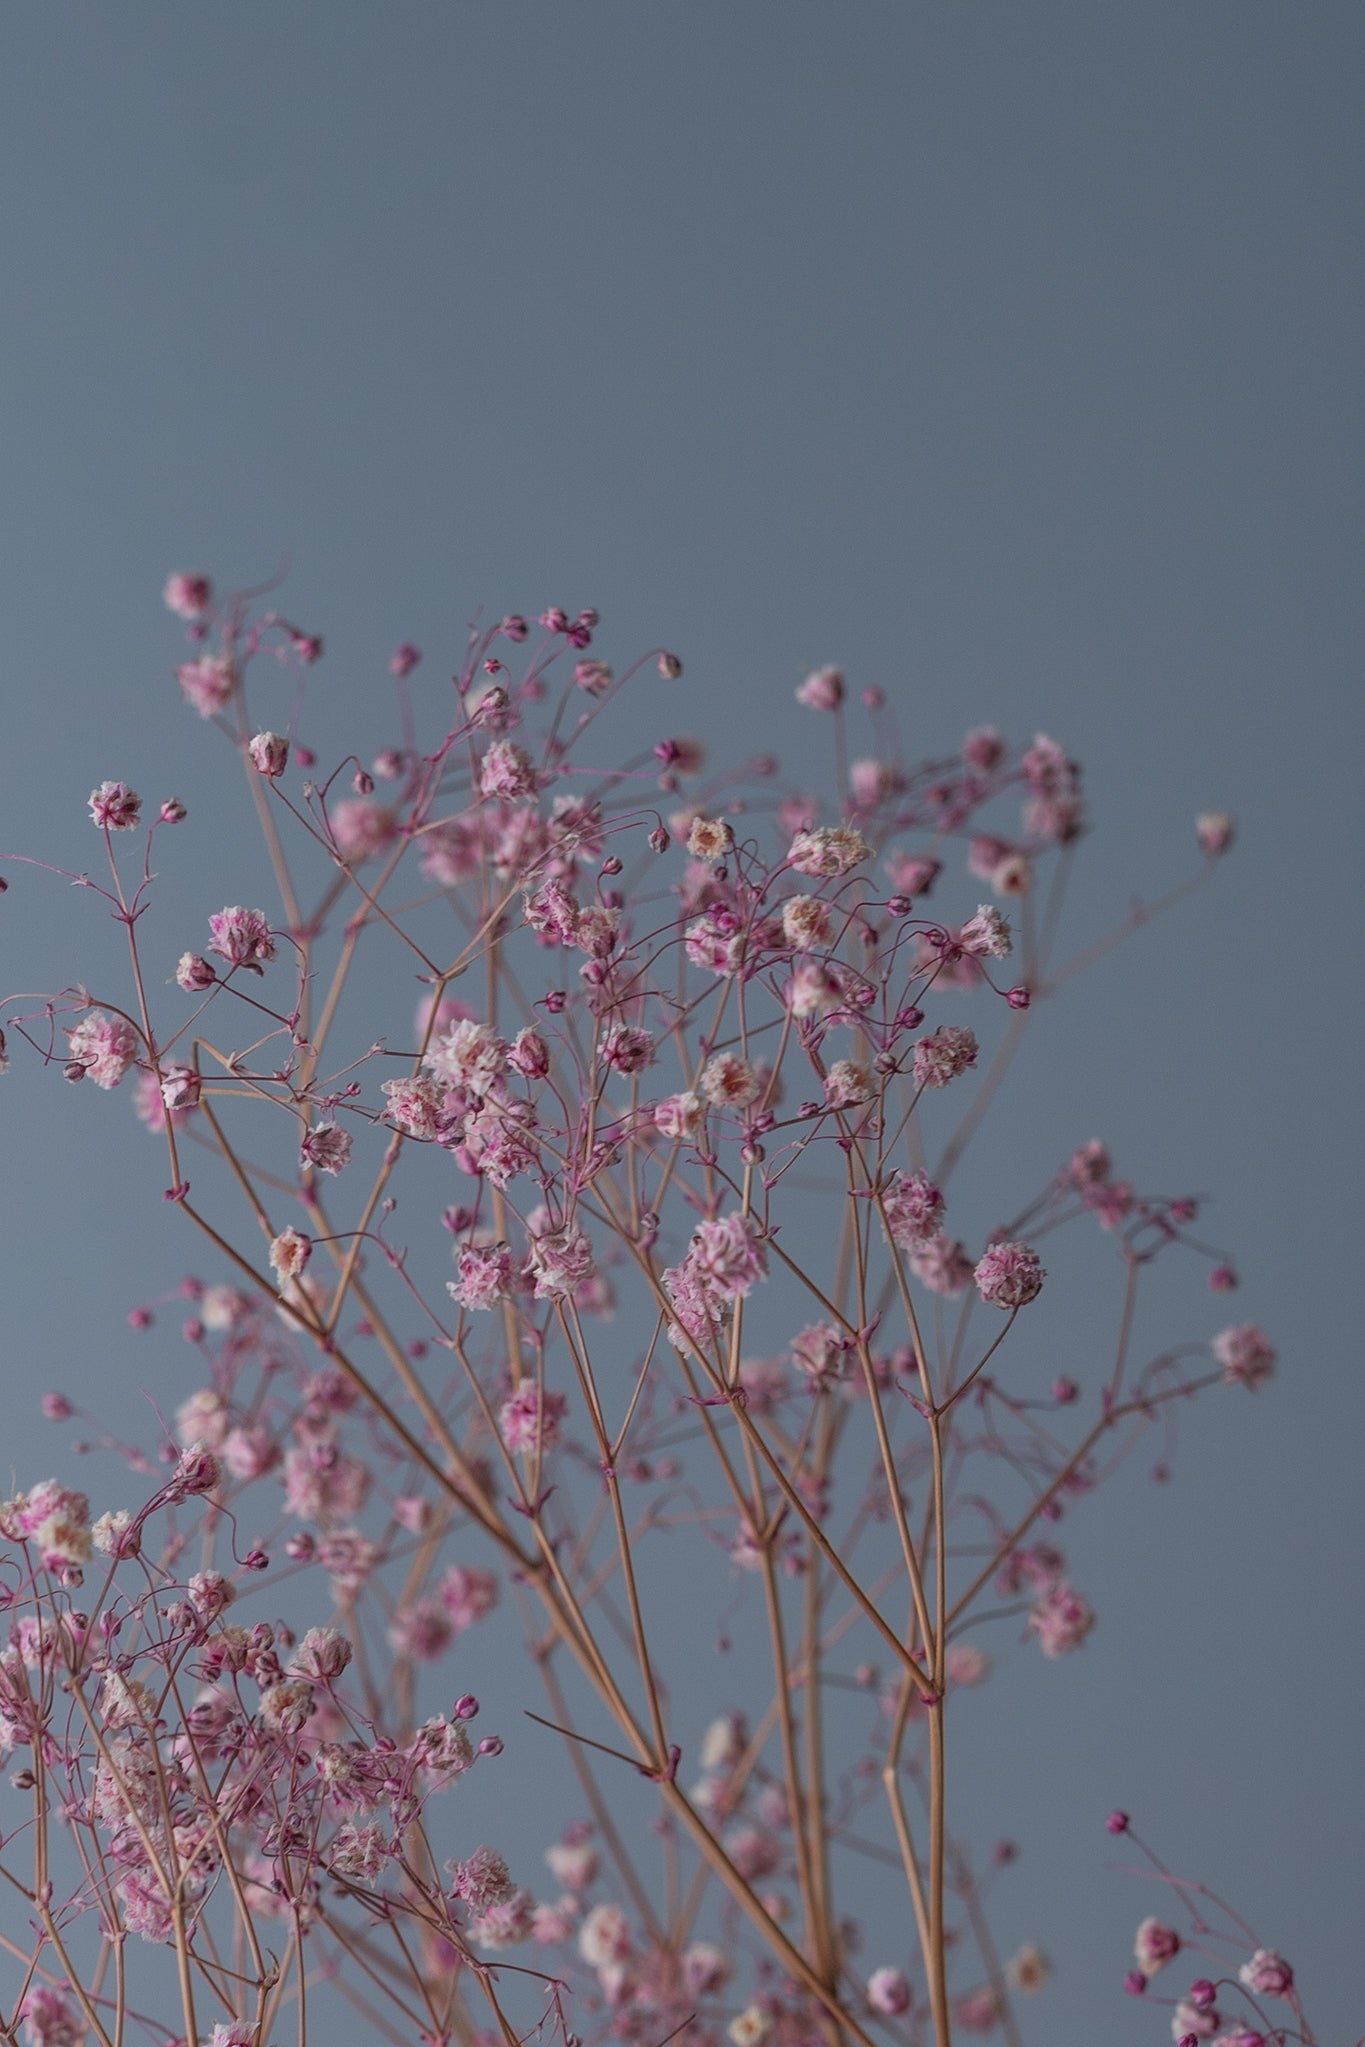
(849, 757), (903, 808)
(686, 813), (733, 864)
(389, 1598), (454, 1661)
(1028, 1582), (1095, 1656)
(912, 1025), (979, 1089)
(963, 726), (1004, 770)
(177, 653), (235, 717)
(579, 1901), (632, 1968)
(782, 894), (836, 948)
(269, 1227), (312, 1280)
(449, 1241), (514, 1312)
(390, 641), (421, 677)
(440, 1563), (499, 1633)
(300, 1123), (352, 1176)
(824, 1058), (871, 1108)
(1171, 1999), (1220, 2040)
(866, 1968), (913, 2017)
(330, 799), (397, 863)
(290, 1626), (353, 1684)
(881, 1169), (946, 1249)
(602, 1025), (654, 1074)
(88, 780), (142, 830)
(954, 1985), (1004, 2033)
(65, 1008), (137, 1090)
(469, 1888), (536, 1949)
(795, 665), (844, 711)
(526, 1225), (595, 1300)
(499, 1382), (568, 1454)
(1212, 1324), (1276, 1390)
(163, 571), (213, 618)
(791, 1321), (849, 1385)
(690, 1211), (769, 1298)
(21, 1988), (84, 2047)
(655, 1090), (705, 1140)
(959, 904), (1012, 958)
(480, 740), (539, 800)
(1238, 1948), (1293, 1996)
(450, 1844), (516, 1915)
(786, 959), (846, 1018)
(207, 906), (276, 967)
(574, 657), (614, 696)
(909, 1233), (975, 1297)
(382, 1071), (447, 1139)
(788, 823), (871, 877)
(885, 850), (941, 899)
(427, 1017), (507, 1096)
(974, 1240), (1045, 1309)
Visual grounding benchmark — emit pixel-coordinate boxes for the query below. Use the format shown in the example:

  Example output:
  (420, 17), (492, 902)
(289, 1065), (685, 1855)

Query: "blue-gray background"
(2, 6), (1362, 2039)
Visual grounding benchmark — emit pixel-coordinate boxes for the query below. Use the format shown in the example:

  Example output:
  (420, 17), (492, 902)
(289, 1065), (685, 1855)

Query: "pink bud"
(159, 797), (188, 823)
(249, 731), (290, 777)
(658, 651), (683, 680)
(390, 643), (421, 677)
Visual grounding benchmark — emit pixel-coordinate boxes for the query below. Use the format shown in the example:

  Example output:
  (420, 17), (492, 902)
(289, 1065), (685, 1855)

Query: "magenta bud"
(64, 1060), (86, 1082)
(1006, 985), (1032, 1010)
(1106, 1809), (1129, 1834)
(1187, 1981), (1216, 2010)
(453, 1693), (479, 1720)
(1051, 1376), (1078, 1404)
(41, 1392), (74, 1419)
(477, 1735), (504, 1756)
(390, 642), (421, 677)
(244, 1548), (269, 1571)
(160, 797), (188, 823)
(1209, 1263), (1238, 1291)
(658, 651), (683, 680)
(127, 1307), (153, 1331)
(1123, 1971), (1146, 1995)
(648, 825), (670, 853)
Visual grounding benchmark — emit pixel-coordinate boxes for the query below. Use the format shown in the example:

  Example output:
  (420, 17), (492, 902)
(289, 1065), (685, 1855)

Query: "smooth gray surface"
(1, 7), (1361, 2037)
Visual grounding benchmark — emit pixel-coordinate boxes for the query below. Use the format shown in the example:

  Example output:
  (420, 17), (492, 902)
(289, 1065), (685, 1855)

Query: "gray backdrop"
(1, 7), (1361, 2039)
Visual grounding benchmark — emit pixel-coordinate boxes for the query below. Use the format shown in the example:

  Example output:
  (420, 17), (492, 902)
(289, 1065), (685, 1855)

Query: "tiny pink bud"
(352, 769), (375, 796)
(390, 642), (421, 677)
(1106, 1809), (1129, 1834)
(41, 1392), (73, 1419)
(249, 731), (290, 777)
(1196, 811), (1234, 856)
(658, 651), (683, 680)
(1123, 1971), (1146, 1995)
(1051, 1376), (1079, 1403)
(159, 797), (188, 823)
(176, 953), (217, 992)
(477, 1735), (503, 1756)
(1006, 985), (1032, 1010)
(454, 1693), (479, 1720)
